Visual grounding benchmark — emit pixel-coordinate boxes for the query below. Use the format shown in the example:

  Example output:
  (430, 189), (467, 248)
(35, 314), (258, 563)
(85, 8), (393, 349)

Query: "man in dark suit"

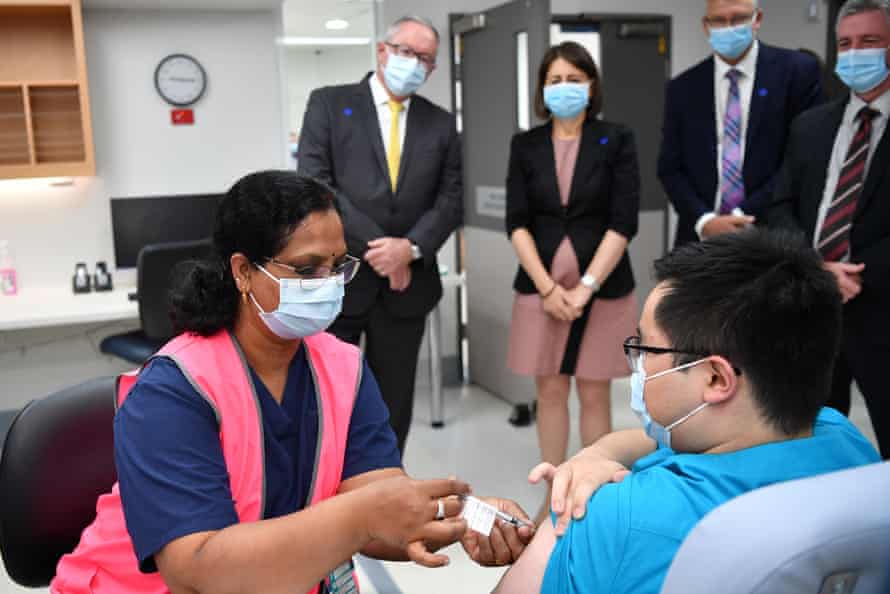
(770, 0), (890, 459)
(658, 0), (823, 247)
(298, 16), (462, 456)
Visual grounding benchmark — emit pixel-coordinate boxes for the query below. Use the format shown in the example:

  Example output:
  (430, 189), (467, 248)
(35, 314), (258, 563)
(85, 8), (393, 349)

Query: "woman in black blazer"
(505, 42), (640, 522)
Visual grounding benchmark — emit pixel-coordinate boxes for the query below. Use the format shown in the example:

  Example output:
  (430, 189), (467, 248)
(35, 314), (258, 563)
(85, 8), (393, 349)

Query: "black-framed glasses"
(623, 336), (707, 373)
(622, 336), (742, 376)
(385, 42), (436, 68)
(264, 255), (360, 288)
(704, 12), (756, 28)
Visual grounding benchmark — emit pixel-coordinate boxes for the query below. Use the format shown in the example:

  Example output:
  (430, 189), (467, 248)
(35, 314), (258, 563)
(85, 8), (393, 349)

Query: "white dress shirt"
(369, 73), (410, 157)
(814, 90), (890, 257)
(696, 41), (760, 238)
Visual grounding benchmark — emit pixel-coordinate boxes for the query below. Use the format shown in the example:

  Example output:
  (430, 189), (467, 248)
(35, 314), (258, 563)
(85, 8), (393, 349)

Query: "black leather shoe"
(508, 402), (536, 427)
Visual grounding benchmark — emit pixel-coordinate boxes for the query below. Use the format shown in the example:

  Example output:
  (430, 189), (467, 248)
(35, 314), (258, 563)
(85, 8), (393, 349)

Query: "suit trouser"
(330, 302), (426, 458)
(827, 330), (890, 460)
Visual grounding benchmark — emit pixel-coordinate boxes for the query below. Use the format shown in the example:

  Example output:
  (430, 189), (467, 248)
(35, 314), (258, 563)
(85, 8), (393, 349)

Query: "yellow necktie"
(387, 100), (404, 192)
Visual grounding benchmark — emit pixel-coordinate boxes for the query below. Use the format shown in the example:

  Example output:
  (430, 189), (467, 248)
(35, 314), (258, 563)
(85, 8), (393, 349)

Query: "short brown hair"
(534, 42), (602, 120)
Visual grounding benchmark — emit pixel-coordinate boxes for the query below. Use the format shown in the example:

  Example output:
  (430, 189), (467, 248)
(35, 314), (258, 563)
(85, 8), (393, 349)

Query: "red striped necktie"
(818, 106), (880, 262)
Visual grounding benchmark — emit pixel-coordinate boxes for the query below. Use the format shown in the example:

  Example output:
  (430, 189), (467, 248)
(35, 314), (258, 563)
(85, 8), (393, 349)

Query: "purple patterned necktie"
(719, 69), (745, 214)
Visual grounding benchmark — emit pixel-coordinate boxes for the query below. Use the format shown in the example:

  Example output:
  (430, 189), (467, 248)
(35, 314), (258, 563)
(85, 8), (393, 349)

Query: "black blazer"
(770, 97), (890, 336)
(298, 74), (463, 318)
(505, 119), (639, 299)
(658, 44), (823, 246)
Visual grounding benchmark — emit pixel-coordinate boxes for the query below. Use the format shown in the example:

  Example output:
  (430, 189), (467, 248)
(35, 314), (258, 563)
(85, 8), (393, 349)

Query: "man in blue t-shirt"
(493, 228), (881, 594)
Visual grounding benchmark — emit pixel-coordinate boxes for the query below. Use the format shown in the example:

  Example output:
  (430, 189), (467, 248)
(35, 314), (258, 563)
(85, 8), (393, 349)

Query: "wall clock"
(154, 54), (207, 107)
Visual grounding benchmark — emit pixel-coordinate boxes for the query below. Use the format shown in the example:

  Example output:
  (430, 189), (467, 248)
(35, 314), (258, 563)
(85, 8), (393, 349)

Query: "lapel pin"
(758, 88), (768, 97)
(600, 137), (609, 145)
(344, 107), (353, 116)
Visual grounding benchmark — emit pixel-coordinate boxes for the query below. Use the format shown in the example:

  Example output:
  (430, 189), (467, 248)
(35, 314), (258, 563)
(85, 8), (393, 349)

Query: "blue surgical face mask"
(630, 354), (710, 449)
(709, 20), (755, 61)
(383, 53), (427, 97)
(543, 82), (590, 120)
(250, 265), (344, 340)
(836, 47), (890, 94)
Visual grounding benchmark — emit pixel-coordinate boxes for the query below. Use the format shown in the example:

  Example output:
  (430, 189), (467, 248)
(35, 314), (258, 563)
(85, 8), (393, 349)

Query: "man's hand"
(528, 455), (629, 536)
(366, 237), (413, 277)
(460, 497), (534, 567)
(701, 215), (756, 239)
(823, 261), (865, 303)
(389, 265), (412, 292)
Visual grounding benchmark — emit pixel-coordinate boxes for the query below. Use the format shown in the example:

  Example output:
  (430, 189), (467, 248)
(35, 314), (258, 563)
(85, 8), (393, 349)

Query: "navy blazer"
(505, 119), (640, 299)
(657, 43), (823, 246)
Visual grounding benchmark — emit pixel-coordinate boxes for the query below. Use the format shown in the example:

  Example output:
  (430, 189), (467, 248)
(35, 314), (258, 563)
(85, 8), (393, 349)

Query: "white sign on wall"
(475, 186), (506, 219)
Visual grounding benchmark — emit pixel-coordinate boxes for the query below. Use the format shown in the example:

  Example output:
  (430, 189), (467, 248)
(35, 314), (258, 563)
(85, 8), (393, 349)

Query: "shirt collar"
(369, 71), (411, 111)
(845, 87), (890, 124)
(715, 39), (759, 81)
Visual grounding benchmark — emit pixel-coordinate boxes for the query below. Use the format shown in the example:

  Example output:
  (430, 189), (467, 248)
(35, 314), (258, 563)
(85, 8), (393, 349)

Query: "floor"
(0, 378), (879, 594)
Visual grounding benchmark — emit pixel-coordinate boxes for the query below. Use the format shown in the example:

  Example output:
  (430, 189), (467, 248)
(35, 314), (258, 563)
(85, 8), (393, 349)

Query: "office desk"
(0, 287), (138, 332)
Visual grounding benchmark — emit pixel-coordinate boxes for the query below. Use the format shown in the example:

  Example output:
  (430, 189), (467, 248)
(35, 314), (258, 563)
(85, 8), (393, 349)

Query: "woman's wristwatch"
(580, 274), (600, 293)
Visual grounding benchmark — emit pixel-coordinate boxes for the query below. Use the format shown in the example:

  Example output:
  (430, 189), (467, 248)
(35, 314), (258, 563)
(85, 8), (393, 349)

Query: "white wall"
(759, 0), (828, 59)
(0, 9), (283, 290)
(0, 8), (284, 408)
(286, 45), (375, 133)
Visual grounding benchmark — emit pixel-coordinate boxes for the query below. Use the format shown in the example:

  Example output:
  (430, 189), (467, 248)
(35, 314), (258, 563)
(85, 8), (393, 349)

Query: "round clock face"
(154, 54), (207, 107)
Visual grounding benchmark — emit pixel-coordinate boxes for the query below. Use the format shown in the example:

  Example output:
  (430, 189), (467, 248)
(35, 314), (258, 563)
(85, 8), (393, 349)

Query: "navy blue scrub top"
(113, 343), (401, 572)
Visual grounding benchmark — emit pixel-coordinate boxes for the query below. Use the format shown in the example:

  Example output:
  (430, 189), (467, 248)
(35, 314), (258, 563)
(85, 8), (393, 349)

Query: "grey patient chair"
(660, 461), (890, 594)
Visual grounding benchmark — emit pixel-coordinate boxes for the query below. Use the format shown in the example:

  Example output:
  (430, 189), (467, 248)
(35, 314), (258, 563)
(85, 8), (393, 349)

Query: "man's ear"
(702, 356), (739, 405)
(752, 9), (764, 33)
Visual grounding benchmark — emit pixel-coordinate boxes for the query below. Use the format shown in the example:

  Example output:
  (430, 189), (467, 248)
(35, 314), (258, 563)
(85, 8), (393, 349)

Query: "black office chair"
(0, 377), (117, 587)
(100, 239), (213, 364)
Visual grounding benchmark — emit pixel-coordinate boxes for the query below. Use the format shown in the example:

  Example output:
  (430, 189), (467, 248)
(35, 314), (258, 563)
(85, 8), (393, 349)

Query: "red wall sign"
(171, 109), (195, 125)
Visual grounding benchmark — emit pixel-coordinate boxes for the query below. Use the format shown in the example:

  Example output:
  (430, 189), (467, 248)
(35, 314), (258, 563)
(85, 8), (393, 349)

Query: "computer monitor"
(110, 194), (222, 269)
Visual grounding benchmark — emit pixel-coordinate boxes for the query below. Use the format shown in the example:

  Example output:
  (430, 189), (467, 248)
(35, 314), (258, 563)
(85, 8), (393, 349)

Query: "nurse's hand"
(461, 497), (535, 566)
(528, 456), (628, 536)
(364, 476), (469, 567)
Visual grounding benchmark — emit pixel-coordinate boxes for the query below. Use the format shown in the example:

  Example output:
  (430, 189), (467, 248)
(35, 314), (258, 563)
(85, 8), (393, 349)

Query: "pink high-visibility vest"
(51, 330), (361, 594)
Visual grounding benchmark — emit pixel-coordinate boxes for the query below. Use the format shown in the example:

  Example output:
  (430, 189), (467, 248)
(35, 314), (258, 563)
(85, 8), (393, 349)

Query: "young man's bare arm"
(492, 518), (557, 594)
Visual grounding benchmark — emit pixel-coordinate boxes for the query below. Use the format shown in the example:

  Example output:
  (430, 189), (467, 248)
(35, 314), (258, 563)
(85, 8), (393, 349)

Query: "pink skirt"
(507, 238), (637, 380)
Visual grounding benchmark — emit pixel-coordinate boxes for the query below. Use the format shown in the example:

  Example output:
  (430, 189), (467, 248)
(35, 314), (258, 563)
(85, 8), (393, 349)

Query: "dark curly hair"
(169, 171), (339, 336)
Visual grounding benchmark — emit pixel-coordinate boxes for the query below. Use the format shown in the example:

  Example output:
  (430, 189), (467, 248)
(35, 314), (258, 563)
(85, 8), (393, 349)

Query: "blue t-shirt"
(114, 343), (401, 572)
(541, 408), (880, 594)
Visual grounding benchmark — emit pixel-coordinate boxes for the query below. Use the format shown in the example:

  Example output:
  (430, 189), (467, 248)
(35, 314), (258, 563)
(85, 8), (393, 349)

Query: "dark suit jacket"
(505, 119), (639, 299)
(770, 97), (890, 341)
(658, 43), (823, 246)
(298, 74), (463, 318)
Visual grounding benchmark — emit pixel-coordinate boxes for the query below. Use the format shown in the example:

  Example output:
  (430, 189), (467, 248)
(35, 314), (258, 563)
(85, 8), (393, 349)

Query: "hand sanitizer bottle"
(0, 240), (17, 296)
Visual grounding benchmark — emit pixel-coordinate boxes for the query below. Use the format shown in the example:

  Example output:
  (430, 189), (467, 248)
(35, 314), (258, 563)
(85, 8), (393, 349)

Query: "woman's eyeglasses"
(265, 255), (360, 289)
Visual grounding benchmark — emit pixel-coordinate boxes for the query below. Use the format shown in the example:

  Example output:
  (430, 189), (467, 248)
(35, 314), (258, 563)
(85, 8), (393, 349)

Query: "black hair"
(534, 41), (603, 120)
(169, 171), (339, 336)
(652, 228), (842, 436)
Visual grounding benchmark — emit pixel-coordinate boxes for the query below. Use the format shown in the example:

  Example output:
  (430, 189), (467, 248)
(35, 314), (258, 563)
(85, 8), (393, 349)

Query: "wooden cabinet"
(0, 0), (95, 179)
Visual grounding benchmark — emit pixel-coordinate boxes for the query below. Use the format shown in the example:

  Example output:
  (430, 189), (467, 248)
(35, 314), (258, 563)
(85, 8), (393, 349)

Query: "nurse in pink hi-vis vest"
(50, 172), (478, 594)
